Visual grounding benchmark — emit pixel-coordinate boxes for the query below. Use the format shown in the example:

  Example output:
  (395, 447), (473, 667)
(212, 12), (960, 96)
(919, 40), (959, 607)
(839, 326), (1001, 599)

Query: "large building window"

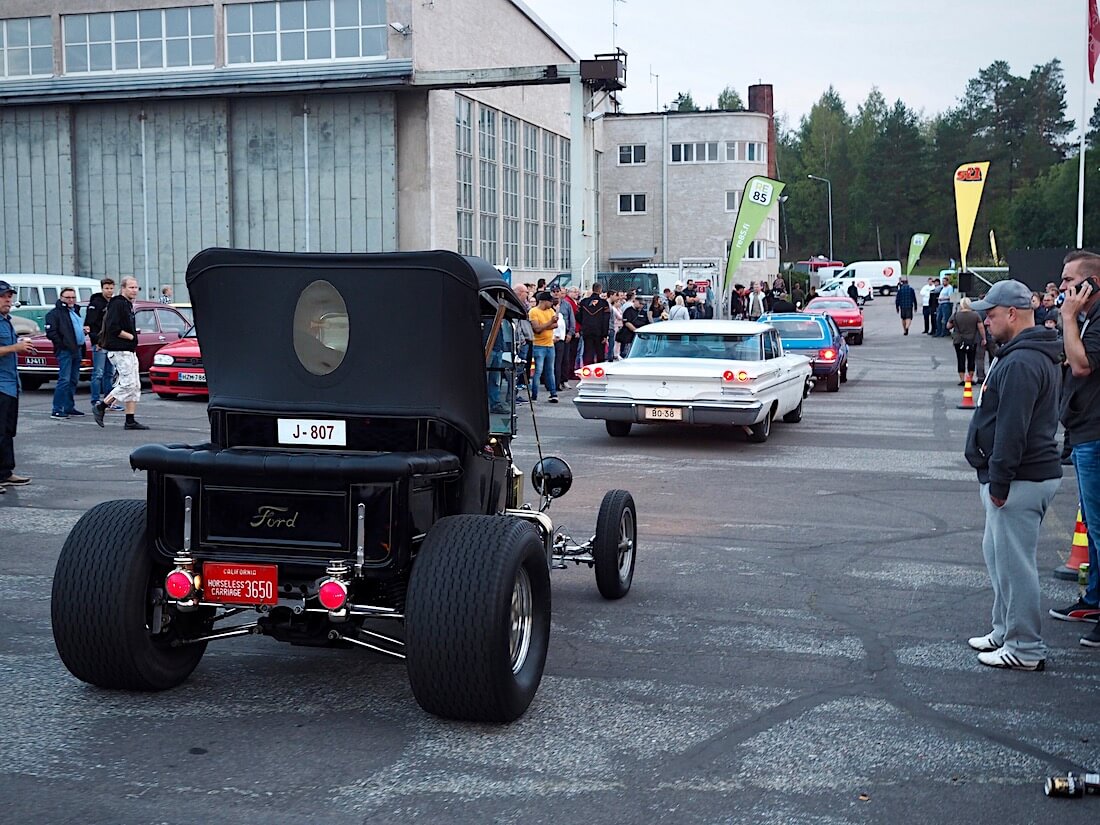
(671, 142), (719, 164)
(618, 144), (645, 165)
(1, 17), (53, 77)
(226, 0), (386, 65)
(729, 141), (766, 163)
(618, 194), (647, 214)
(523, 123), (539, 269)
(502, 116), (521, 268)
(560, 137), (571, 270)
(455, 97), (474, 256)
(542, 132), (558, 271)
(745, 239), (765, 260)
(64, 7), (215, 72)
(725, 190), (741, 212)
(478, 107), (499, 264)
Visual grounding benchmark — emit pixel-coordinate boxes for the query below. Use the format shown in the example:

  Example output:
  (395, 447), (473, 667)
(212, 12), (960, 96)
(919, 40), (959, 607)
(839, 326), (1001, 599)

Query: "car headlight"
(153, 353), (175, 366)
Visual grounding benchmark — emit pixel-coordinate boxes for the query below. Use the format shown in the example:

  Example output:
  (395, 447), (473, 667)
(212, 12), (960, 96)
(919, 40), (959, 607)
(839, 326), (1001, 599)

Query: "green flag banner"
(906, 232), (930, 275)
(723, 175), (785, 296)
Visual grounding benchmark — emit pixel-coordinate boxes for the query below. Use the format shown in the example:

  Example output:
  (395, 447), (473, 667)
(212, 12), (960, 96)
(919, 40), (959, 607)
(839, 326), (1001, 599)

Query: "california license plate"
(202, 562), (278, 605)
(277, 418), (347, 446)
(644, 406), (683, 421)
(178, 372), (206, 382)
(24, 357), (46, 366)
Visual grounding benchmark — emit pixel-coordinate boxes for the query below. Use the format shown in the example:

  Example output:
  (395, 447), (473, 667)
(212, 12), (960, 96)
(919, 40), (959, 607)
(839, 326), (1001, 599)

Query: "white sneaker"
(977, 649), (1045, 671)
(967, 633), (1002, 652)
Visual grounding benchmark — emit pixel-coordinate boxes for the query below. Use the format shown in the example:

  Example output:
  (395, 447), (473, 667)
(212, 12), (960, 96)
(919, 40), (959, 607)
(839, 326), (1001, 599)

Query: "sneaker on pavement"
(67, 409), (85, 416)
(109, 403), (125, 411)
(92, 402), (105, 427)
(1049, 599), (1100, 622)
(1081, 624), (1100, 648)
(2, 473), (31, 485)
(967, 633), (1002, 652)
(548, 396), (559, 403)
(50, 411), (68, 419)
(124, 420), (150, 431)
(977, 649), (1046, 671)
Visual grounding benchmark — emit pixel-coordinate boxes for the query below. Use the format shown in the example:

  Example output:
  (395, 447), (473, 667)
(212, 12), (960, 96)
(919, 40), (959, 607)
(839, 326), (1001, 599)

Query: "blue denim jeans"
(936, 303), (952, 336)
(530, 345), (557, 399)
(90, 345), (114, 404)
(1073, 439), (1100, 604)
(53, 347), (81, 414)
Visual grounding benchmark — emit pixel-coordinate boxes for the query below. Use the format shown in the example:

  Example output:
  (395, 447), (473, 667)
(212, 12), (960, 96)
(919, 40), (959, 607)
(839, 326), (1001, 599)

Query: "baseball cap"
(549, 283), (562, 292)
(0, 280), (14, 296)
(536, 291), (553, 302)
(970, 279), (1033, 311)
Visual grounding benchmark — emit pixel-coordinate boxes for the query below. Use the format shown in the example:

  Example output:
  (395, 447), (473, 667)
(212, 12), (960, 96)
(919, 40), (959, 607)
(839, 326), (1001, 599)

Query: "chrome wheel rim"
(617, 508), (635, 583)
(509, 566), (533, 674)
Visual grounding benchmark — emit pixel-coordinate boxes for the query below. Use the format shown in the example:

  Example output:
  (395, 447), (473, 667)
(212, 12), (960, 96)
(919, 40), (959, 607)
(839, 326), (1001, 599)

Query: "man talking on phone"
(1049, 251), (1100, 647)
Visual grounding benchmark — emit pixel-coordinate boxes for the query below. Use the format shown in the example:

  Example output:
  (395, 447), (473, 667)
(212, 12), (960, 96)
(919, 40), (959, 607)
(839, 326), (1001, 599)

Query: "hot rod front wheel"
(405, 515), (551, 723)
(593, 489), (637, 600)
(51, 499), (209, 690)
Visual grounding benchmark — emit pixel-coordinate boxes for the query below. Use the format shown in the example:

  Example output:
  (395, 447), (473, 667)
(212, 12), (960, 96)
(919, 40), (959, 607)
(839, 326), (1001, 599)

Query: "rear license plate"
(178, 372), (206, 382)
(24, 357), (46, 366)
(644, 406), (683, 421)
(277, 418), (347, 446)
(202, 562), (278, 605)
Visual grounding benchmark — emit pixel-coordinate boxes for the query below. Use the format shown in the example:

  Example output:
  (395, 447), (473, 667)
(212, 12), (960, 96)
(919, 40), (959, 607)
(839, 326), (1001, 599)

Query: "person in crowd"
(1035, 292), (1057, 326)
(648, 294), (665, 324)
(770, 295), (797, 313)
(551, 296), (569, 394)
(535, 278), (546, 292)
(551, 285), (575, 389)
(512, 283), (534, 401)
(730, 284), (747, 319)
(846, 281), (860, 304)
(564, 286), (581, 381)
(770, 277), (787, 308)
(609, 291), (625, 359)
(894, 276), (918, 335)
(919, 277), (936, 334)
(927, 279), (942, 336)
(1049, 251), (1100, 646)
(84, 277), (120, 412)
(0, 280), (36, 491)
(668, 295), (690, 321)
(661, 287), (674, 309)
(806, 286), (819, 303)
(578, 282), (610, 366)
(527, 292), (559, 404)
(936, 276), (956, 337)
(946, 297), (986, 384)
(963, 280), (1063, 670)
(791, 282), (805, 309)
(93, 276), (148, 430)
(683, 281), (699, 317)
(745, 282), (767, 320)
(619, 294), (648, 358)
(159, 285), (173, 304)
(44, 287), (87, 419)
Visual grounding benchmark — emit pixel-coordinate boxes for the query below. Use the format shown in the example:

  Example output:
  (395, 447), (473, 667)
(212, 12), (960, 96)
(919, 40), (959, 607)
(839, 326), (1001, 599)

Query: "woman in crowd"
(648, 294), (665, 323)
(947, 296), (986, 385)
(668, 295), (690, 321)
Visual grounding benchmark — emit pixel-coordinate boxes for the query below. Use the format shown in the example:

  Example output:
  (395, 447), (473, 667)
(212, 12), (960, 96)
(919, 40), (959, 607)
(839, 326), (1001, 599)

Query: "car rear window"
(628, 332), (762, 361)
(769, 319), (825, 340)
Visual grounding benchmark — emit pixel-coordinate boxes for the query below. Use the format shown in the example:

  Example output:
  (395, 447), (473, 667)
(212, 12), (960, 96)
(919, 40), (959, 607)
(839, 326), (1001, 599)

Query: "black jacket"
(103, 296), (137, 352)
(1060, 299), (1100, 446)
(964, 326), (1063, 499)
(44, 300), (85, 353)
(578, 294), (610, 338)
(85, 292), (110, 346)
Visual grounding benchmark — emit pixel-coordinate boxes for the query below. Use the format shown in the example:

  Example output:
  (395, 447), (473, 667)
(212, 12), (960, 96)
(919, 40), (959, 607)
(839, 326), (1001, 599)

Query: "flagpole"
(1081, 0), (1092, 248)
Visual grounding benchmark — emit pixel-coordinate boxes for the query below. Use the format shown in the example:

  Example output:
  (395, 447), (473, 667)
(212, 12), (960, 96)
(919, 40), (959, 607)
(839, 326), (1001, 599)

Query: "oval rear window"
(293, 280), (348, 376)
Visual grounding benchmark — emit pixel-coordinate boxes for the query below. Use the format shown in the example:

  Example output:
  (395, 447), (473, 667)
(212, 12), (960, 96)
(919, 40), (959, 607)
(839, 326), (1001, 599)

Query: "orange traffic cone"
(1054, 506), (1091, 580)
(957, 375), (976, 410)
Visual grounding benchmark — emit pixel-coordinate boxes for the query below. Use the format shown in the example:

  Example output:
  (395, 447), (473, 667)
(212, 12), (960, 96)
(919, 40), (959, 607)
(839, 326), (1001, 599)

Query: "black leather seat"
(130, 444), (462, 481)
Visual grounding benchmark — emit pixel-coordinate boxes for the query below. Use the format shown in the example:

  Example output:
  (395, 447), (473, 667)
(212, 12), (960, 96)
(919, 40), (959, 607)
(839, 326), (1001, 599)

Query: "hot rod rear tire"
(593, 490), (637, 600)
(51, 499), (208, 691)
(405, 515), (551, 723)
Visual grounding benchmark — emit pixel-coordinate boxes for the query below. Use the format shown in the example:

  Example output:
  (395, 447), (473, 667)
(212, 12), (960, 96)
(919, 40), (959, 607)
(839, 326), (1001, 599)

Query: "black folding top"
(185, 248), (527, 448)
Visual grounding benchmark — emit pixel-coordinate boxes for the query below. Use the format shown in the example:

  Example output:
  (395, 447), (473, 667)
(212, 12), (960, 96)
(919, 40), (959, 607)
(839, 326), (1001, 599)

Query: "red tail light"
(818, 348), (837, 361)
(722, 370), (735, 382)
(594, 366), (605, 378)
(581, 366), (606, 379)
(165, 570), (195, 600)
(318, 579), (348, 610)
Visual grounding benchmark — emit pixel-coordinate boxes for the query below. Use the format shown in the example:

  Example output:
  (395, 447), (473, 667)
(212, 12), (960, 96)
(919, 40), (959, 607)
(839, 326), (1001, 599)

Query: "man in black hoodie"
(577, 283), (610, 366)
(83, 277), (116, 410)
(963, 280), (1063, 671)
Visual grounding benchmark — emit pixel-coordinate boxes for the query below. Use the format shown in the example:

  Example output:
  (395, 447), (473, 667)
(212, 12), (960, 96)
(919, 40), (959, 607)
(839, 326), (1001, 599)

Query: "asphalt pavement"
(1, 301), (1098, 824)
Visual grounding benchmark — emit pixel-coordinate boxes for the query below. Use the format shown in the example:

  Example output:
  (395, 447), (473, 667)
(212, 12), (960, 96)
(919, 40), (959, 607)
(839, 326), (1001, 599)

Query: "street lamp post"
(807, 174), (833, 262)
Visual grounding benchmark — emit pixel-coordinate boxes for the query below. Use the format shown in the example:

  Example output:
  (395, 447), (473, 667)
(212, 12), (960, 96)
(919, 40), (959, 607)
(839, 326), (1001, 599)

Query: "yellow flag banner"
(954, 162), (990, 272)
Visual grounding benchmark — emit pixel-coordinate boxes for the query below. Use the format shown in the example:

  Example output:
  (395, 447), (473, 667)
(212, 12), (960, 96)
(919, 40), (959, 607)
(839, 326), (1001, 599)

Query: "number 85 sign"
(748, 179), (774, 206)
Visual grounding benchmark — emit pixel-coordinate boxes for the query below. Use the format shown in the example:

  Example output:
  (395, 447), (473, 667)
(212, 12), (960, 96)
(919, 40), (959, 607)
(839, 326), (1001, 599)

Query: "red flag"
(1090, 0), (1100, 82)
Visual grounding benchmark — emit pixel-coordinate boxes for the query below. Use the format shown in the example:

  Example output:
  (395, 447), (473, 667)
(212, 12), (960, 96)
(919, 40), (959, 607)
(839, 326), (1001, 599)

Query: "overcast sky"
(525, 0), (1092, 134)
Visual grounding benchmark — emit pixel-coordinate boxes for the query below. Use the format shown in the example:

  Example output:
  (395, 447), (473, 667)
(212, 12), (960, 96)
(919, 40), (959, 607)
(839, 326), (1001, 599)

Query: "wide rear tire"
(747, 410), (772, 443)
(51, 499), (208, 690)
(783, 398), (804, 423)
(593, 490), (637, 600)
(605, 420), (632, 437)
(405, 515), (551, 723)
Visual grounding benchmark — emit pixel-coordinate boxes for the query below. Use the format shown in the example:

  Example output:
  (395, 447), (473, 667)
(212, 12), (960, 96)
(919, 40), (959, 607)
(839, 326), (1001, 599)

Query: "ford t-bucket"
(50, 249), (637, 723)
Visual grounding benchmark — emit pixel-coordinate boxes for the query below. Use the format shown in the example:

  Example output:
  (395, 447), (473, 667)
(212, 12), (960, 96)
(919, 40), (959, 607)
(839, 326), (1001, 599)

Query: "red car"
(17, 301), (190, 390)
(149, 326), (207, 398)
(803, 296), (864, 345)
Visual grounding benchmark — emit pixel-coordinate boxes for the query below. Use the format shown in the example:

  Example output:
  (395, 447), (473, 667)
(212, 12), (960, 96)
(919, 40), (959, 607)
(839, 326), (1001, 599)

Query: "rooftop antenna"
(612, 0), (626, 50)
(649, 66), (660, 111)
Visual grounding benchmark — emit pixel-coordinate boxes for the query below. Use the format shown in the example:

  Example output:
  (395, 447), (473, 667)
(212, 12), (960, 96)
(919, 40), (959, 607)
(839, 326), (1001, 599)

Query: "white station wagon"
(573, 320), (813, 441)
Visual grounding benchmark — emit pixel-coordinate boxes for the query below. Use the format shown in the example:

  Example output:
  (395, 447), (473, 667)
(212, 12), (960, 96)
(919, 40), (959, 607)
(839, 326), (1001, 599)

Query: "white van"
(828, 260), (903, 296)
(3, 273), (103, 327)
(818, 276), (872, 301)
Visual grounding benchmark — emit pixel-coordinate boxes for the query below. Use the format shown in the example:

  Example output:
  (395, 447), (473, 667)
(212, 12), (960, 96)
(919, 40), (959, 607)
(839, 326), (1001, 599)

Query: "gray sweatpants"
(979, 478), (1061, 659)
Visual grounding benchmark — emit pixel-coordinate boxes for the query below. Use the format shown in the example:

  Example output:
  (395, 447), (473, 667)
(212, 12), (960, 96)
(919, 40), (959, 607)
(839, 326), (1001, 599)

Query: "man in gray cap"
(963, 279), (1063, 670)
(0, 280), (38, 491)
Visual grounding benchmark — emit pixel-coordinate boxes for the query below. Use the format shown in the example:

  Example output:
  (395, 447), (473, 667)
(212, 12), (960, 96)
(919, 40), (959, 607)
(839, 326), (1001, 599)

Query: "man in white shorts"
(93, 276), (149, 430)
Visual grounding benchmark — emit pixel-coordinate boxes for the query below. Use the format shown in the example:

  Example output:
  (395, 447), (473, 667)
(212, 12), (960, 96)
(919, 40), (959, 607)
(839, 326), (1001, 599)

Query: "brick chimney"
(747, 84), (776, 179)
